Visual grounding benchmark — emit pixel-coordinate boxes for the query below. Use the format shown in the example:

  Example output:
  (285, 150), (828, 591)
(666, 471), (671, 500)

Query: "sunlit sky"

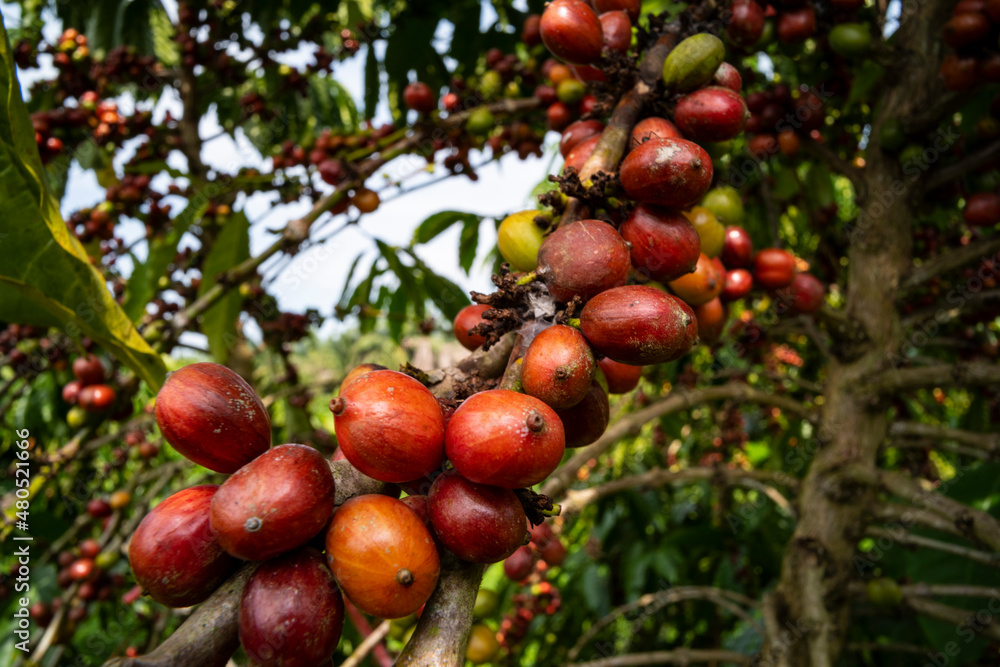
(1, 0), (557, 341)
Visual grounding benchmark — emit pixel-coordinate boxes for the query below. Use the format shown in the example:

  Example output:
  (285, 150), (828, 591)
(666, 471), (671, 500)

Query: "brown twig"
(541, 384), (816, 501)
(889, 421), (1000, 458)
(899, 236), (1000, 294)
(925, 138), (1000, 190)
(567, 586), (759, 661)
(561, 648), (752, 666)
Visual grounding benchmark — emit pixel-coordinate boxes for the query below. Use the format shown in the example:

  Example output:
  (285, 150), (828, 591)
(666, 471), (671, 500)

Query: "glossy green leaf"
(412, 210), (481, 245)
(197, 212), (250, 361)
(458, 216), (480, 274)
(0, 18), (165, 390)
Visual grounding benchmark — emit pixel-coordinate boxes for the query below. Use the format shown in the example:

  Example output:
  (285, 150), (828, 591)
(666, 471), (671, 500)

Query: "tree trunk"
(765, 0), (956, 663)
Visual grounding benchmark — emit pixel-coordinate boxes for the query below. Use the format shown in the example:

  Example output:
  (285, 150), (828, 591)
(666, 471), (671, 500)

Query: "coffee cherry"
(753, 248), (796, 289)
(446, 389), (565, 488)
(466, 623), (501, 664)
(210, 444), (336, 561)
(777, 8), (816, 43)
(523, 14), (542, 46)
(598, 358), (642, 394)
(674, 86), (748, 143)
(661, 33), (725, 93)
(580, 285), (698, 364)
(594, 0), (640, 21)
(539, 535), (568, 566)
(600, 11), (632, 54)
(829, 23), (872, 57)
(468, 108), (497, 135)
(330, 370), (445, 483)
(62, 380), (83, 404)
(618, 205), (699, 283)
(963, 192), (1000, 226)
(86, 498), (112, 519)
(713, 62), (742, 92)
(721, 268), (754, 302)
(78, 384), (116, 412)
(353, 188), (380, 213)
(559, 119), (604, 158)
(669, 253), (724, 306)
(521, 325), (596, 409)
(503, 545), (536, 581)
(155, 363), (271, 474)
(498, 210), (545, 272)
(721, 226), (754, 268)
(129, 485), (238, 607)
(630, 117), (681, 150)
(540, 0), (604, 66)
(69, 558), (95, 581)
(943, 12), (990, 47)
(564, 135), (600, 173)
(403, 81), (436, 114)
(73, 354), (105, 386)
(780, 272), (826, 315)
(79, 538), (101, 559)
(554, 380), (610, 447)
(109, 490), (131, 509)
(620, 137), (713, 209)
(326, 494), (440, 619)
(454, 304), (491, 351)
(546, 101), (574, 131)
(728, 0), (765, 47)
(428, 471), (526, 563)
(683, 206), (726, 259)
(340, 363), (388, 393)
(239, 548), (345, 667)
(318, 159), (345, 185)
(537, 219), (631, 303)
(694, 298), (727, 342)
(702, 186), (745, 226)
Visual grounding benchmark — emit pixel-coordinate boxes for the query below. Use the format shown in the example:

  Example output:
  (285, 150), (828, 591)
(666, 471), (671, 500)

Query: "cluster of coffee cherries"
(499, 522), (566, 649)
(62, 354), (118, 420)
(743, 83), (824, 161)
(940, 0), (1000, 91)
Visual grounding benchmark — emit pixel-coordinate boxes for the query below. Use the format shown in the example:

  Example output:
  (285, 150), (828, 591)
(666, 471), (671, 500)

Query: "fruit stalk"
(101, 563), (257, 667)
(562, 33), (677, 226)
(393, 553), (486, 667)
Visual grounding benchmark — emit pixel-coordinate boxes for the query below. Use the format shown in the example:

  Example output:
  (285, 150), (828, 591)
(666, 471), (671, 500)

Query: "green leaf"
(363, 43), (381, 121)
(420, 266), (468, 321)
(0, 17), (165, 390)
(387, 287), (408, 343)
(337, 252), (367, 312)
(150, 5), (179, 67)
(411, 210), (481, 245)
(308, 76), (360, 132)
(377, 240), (424, 319)
(458, 216), (480, 274)
(197, 213), (251, 361)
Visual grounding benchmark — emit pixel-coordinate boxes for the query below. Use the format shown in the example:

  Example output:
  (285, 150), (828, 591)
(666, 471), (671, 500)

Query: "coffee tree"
(1, 0), (999, 665)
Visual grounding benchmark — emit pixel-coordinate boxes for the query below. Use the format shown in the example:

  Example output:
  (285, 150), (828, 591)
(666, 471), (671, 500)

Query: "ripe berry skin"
(630, 117), (681, 151)
(721, 268), (754, 303)
(674, 86), (748, 143)
(129, 485), (237, 608)
(963, 192), (1000, 227)
(619, 204), (702, 283)
(753, 248), (797, 289)
(429, 471), (526, 564)
(78, 384), (116, 412)
(559, 119), (604, 158)
(580, 285), (698, 365)
(73, 354), (105, 386)
(326, 495), (440, 619)
(721, 226), (754, 268)
(554, 380), (610, 448)
(537, 219), (631, 304)
(540, 0), (604, 66)
(239, 548), (344, 667)
(619, 138), (714, 209)
(521, 324), (596, 409)
(154, 363), (271, 474)
(403, 81), (436, 114)
(445, 389), (565, 489)
(210, 444), (336, 561)
(597, 357), (642, 394)
(331, 370), (445, 483)
(454, 304), (490, 351)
